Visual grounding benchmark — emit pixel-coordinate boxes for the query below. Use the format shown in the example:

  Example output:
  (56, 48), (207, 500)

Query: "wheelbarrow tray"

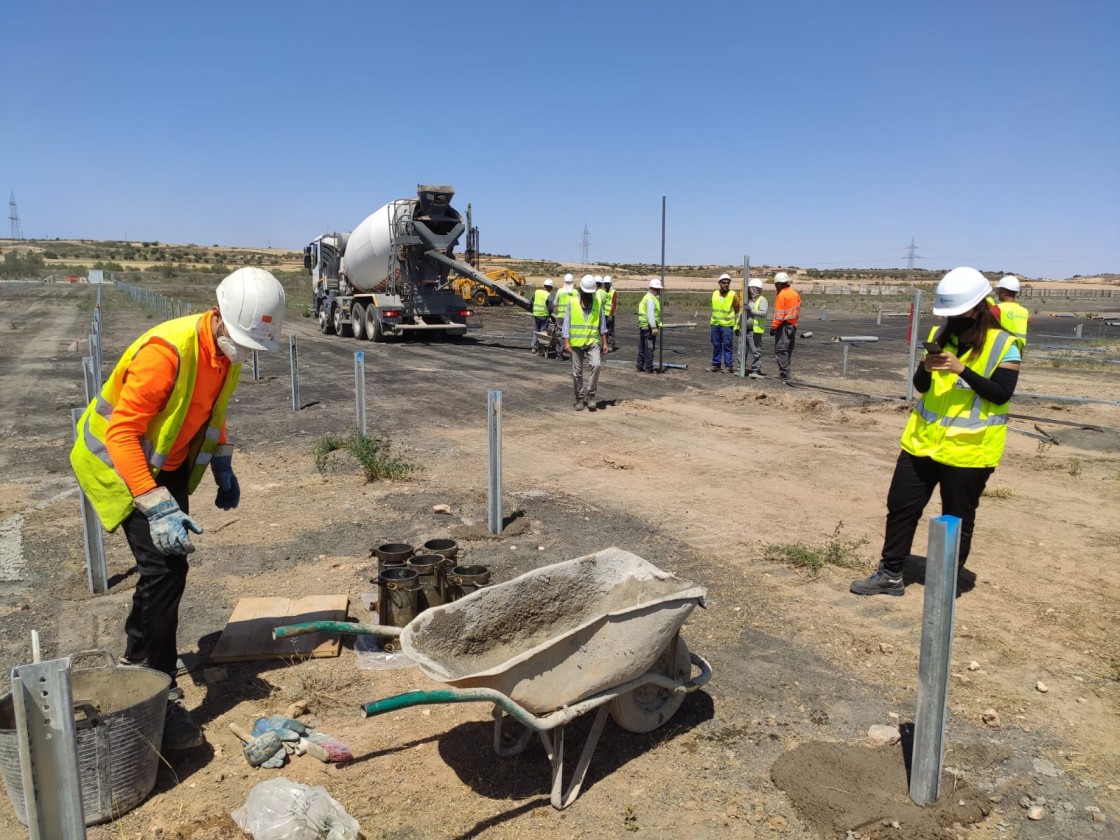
(400, 547), (706, 714)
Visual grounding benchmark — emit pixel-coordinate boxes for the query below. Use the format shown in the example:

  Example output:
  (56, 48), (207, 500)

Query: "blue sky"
(4, 1), (1118, 279)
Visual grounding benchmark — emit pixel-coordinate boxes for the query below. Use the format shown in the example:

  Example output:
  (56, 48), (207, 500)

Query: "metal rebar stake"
(910, 514), (961, 806)
(487, 390), (502, 535)
(251, 349), (260, 382)
(354, 351), (367, 435)
(12, 658), (86, 838)
(905, 290), (921, 402)
(290, 334), (300, 411)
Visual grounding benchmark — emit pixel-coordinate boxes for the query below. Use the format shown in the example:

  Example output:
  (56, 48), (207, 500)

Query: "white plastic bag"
(231, 777), (359, 840)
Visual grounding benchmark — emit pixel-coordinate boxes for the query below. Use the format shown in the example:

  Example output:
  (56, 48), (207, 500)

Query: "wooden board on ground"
(210, 595), (349, 663)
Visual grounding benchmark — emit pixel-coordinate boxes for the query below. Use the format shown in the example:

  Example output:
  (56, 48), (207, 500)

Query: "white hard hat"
(603, 275), (612, 285)
(594, 275), (604, 285)
(563, 274), (575, 285)
(773, 272), (790, 285)
(216, 267), (286, 351)
(718, 273), (732, 282)
(748, 278), (764, 290)
(932, 267), (991, 317)
(649, 278), (663, 290)
(579, 275), (598, 293)
(996, 275), (1021, 293)
(543, 278), (554, 288)
(580, 274), (593, 286)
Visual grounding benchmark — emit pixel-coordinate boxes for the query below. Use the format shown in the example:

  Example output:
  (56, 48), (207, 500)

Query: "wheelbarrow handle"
(272, 621), (403, 640)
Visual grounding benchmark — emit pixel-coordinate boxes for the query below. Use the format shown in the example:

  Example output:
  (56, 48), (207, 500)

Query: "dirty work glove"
(259, 739), (288, 769)
(210, 446), (239, 510)
(253, 715), (313, 741)
(133, 487), (202, 555)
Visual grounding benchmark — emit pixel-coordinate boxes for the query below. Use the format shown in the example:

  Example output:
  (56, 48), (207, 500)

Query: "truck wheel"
(351, 304), (366, 340)
(319, 306), (335, 335)
(472, 289), (489, 308)
(333, 305), (351, 337)
(609, 637), (691, 733)
(364, 307), (381, 342)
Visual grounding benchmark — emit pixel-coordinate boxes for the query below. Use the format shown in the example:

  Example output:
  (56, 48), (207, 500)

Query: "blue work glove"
(133, 487), (202, 555)
(211, 450), (240, 510)
(252, 715), (313, 740)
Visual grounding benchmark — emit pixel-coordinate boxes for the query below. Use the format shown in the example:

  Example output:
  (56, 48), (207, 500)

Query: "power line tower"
(9, 192), (22, 240)
(580, 223), (591, 264)
(905, 237), (921, 271)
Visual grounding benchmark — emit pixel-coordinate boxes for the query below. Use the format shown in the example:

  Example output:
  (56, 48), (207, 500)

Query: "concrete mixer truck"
(304, 185), (531, 342)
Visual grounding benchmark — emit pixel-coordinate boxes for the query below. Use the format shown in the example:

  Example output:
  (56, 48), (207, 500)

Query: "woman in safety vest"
(851, 267), (1021, 597)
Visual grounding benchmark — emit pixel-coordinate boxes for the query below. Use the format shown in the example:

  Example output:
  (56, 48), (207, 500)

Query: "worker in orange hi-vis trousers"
(770, 272), (801, 380)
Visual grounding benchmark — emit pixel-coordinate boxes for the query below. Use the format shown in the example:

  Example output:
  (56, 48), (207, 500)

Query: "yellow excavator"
(451, 268), (527, 307)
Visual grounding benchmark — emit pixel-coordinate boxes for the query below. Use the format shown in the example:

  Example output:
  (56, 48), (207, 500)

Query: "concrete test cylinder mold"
(378, 566), (421, 627)
(445, 565), (491, 602)
(373, 542), (413, 575)
(407, 554), (447, 610)
(421, 538), (459, 600)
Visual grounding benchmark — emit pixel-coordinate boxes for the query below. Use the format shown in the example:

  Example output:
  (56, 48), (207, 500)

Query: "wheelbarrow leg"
(538, 704), (611, 809)
(491, 706), (534, 758)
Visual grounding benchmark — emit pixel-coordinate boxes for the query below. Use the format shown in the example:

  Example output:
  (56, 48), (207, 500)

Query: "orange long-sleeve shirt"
(104, 310), (231, 497)
(771, 287), (802, 328)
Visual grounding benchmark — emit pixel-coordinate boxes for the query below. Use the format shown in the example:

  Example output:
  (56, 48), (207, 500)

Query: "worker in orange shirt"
(770, 272), (801, 380)
(70, 267), (286, 750)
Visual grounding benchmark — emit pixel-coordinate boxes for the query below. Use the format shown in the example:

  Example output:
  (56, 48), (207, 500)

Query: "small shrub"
(765, 521), (867, 578)
(1066, 458), (1082, 477)
(313, 429), (418, 482)
(983, 485), (1015, 500)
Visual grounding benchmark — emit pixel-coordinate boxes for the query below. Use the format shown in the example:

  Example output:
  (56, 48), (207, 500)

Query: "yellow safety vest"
(710, 290), (737, 327)
(70, 314), (241, 531)
(749, 295), (768, 334)
(900, 326), (1014, 468)
(532, 288), (550, 317)
(569, 297), (604, 347)
(997, 300), (1029, 350)
(553, 288), (572, 320)
(638, 293), (662, 329)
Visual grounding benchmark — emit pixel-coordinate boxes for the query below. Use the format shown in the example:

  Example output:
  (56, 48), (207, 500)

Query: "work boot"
(749, 370), (764, 379)
(574, 398), (585, 411)
(779, 372), (792, 381)
(162, 698), (203, 750)
(709, 365), (720, 372)
(587, 394), (597, 411)
(850, 566), (904, 596)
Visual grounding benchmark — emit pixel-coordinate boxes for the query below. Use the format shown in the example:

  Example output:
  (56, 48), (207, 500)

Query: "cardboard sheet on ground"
(210, 595), (348, 662)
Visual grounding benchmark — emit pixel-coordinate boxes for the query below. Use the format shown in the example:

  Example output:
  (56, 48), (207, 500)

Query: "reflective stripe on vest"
(899, 326), (1014, 468)
(771, 288), (801, 327)
(554, 289), (572, 320)
(638, 293), (662, 328)
(70, 313), (241, 531)
(710, 290), (736, 327)
(997, 300), (1029, 349)
(569, 297), (603, 347)
(750, 295), (768, 333)
(532, 288), (550, 317)
(605, 288), (617, 316)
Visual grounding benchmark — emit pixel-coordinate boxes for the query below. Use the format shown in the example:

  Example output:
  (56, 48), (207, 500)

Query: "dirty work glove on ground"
(252, 715), (313, 741)
(210, 445), (240, 510)
(134, 487), (202, 555)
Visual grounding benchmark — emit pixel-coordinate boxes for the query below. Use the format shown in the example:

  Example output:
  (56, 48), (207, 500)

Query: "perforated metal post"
(71, 408), (108, 594)
(354, 351), (367, 435)
(12, 658), (86, 837)
(487, 390), (502, 535)
(290, 334), (300, 411)
(905, 290), (921, 402)
(910, 514), (961, 806)
(737, 255), (749, 377)
(81, 357), (98, 404)
(251, 350), (260, 382)
(842, 343), (850, 376)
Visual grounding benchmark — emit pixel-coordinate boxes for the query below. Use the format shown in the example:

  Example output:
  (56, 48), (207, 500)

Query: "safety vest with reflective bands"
(70, 314), (241, 531)
(605, 288), (617, 316)
(899, 326), (1015, 468)
(710, 290), (737, 327)
(748, 295), (768, 334)
(532, 288), (551, 317)
(638, 293), (662, 329)
(996, 300), (1029, 350)
(553, 288), (573, 321)
(771, 287), (801, 329)
(568, 297), (604, 347)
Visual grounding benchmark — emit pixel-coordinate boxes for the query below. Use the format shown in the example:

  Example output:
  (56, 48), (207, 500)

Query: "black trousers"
(880, 450), (993, 576)
(122, 462), (192, 680)
(637, 327), (657, 371)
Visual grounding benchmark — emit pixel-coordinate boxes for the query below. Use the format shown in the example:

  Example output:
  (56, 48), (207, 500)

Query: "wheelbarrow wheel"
(610, 637), (691, 733)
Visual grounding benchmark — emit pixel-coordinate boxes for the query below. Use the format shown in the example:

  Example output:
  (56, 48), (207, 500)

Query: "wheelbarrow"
(273, 548), (712, 808)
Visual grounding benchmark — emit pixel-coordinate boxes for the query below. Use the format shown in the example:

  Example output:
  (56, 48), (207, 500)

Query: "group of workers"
(68, 260), (1032, 755)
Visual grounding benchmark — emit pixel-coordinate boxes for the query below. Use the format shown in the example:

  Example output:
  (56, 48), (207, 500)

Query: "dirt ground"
(0, 283), (1117, 840)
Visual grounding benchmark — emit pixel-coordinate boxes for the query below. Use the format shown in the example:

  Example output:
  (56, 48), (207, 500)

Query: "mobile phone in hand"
(923, 341), (942, 354)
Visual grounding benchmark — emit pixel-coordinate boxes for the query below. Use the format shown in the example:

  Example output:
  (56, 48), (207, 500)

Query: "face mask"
(946, 316), (975, 336)
(217, 335), (252, 364)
